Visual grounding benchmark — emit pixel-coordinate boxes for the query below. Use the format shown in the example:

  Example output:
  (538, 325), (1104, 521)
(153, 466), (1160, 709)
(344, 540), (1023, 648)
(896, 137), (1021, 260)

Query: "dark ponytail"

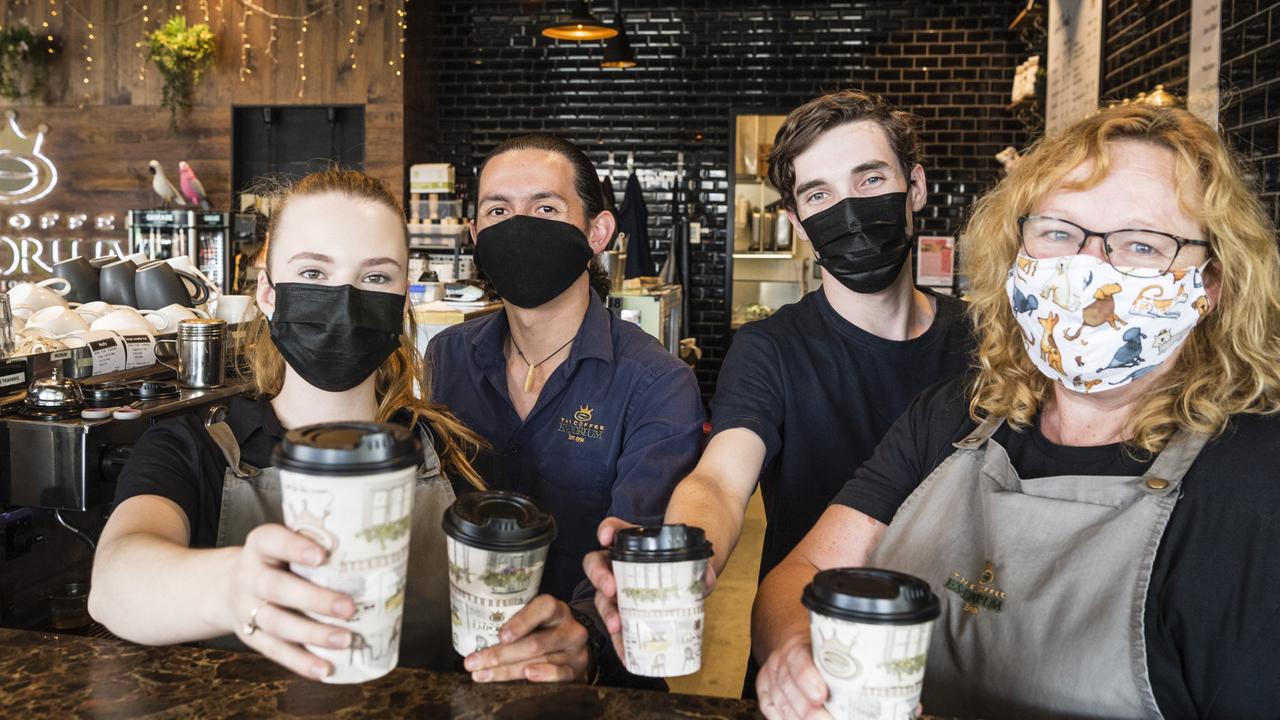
(478, 133), (615, 300)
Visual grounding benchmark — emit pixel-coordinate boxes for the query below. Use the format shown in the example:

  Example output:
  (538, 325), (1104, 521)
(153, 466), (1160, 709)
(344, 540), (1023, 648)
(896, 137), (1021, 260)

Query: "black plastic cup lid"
(442, 491), (557, 552)
(802, 568), (940, 625)
(608, 524), (713, 563)
(272, 422), (421, 476)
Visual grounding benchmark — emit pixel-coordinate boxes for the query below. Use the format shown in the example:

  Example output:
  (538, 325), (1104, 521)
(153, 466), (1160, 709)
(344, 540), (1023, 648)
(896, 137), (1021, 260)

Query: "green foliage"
(479, 565), (535, 592)
(881, 653), (928, 678)
(147, 16), (214, 127)
(0, 24), (59, 100)
(356, 515), (411, 549)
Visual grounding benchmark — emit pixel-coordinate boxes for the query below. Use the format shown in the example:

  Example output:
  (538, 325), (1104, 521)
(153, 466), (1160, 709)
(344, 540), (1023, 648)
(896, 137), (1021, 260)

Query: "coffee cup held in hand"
(802, 568), (941, 720)
(608, 524), (713, 677)
(441, 491), (556, 657)
(273, 422), (421, 684)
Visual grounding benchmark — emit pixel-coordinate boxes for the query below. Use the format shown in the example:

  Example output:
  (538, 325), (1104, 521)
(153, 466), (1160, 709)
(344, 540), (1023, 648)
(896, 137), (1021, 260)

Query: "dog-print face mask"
(1006, 252), (1210, 392)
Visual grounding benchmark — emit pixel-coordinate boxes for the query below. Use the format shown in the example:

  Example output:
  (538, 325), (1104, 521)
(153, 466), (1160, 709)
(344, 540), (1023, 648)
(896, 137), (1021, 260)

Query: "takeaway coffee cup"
(802, 568), (941, 720)
(441, 491), (556, 656)
(609, 524), (713, 677)
(273, 422), (422, 684)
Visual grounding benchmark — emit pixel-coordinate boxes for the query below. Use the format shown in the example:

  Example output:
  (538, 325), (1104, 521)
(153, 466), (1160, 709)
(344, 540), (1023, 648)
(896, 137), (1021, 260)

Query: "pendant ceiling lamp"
(542, 1), (618, 41)
(601, 12), (636, 68)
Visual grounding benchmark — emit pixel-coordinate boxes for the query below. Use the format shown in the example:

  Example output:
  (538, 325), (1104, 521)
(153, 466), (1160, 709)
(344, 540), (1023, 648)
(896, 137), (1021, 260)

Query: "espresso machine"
(0, 342), (250, 634)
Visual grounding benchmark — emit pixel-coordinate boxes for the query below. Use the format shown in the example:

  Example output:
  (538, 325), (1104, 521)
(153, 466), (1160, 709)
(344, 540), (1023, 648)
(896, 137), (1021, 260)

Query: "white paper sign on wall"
(1187, 0), (1222, 126)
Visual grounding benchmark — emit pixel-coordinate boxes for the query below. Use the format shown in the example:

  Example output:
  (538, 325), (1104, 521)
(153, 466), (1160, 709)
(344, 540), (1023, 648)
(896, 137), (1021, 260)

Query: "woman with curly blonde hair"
(753, 104), (1280, 719)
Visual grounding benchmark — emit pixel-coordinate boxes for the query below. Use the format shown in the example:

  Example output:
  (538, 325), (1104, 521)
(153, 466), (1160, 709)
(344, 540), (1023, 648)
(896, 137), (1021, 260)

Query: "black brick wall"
(1103, 0), (1280, 222)
(411, 0), (1033, 399)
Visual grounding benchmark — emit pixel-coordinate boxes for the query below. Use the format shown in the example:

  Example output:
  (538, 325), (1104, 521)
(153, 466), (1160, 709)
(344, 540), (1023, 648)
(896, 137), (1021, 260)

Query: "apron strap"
(952, 415), (1005, 450)
(1137, 428), (1209, 496)
(204, 421), (260, 479)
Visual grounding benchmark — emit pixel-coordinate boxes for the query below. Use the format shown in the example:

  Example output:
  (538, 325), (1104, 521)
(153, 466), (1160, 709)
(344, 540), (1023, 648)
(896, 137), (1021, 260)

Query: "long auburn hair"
(963, 104), (1280, 453)
(242, 167), (486, 489)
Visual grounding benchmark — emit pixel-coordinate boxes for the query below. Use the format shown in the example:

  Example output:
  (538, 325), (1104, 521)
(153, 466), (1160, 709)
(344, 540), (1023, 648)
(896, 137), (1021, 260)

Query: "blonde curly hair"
(962, 104), (1280, 453)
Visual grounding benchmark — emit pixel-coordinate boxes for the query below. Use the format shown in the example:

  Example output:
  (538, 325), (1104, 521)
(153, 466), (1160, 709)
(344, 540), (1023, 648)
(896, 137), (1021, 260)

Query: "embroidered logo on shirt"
(944, 560), (1006, 614)
(558, 404), (606, 444)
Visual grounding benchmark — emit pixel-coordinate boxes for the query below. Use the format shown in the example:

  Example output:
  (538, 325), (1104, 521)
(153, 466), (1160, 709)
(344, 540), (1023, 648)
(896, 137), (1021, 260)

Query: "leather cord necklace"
(510, 334), (575, 393)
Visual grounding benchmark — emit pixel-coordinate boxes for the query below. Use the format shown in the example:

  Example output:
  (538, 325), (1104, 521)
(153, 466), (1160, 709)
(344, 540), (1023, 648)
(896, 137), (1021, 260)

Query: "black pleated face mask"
(800, 191), (913, 294)
(268, 282), (404, 392)
(475, 215), (595, 309)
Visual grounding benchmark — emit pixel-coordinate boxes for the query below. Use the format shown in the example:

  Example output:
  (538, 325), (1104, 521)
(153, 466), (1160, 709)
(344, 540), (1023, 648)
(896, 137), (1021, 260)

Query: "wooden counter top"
(0, 628), (761, 719)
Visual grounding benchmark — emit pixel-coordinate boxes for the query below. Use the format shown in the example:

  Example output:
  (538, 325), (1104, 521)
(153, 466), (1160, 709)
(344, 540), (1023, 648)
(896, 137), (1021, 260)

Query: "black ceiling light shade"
(542, 1), (618, 41)
(601, 15), (636, 68)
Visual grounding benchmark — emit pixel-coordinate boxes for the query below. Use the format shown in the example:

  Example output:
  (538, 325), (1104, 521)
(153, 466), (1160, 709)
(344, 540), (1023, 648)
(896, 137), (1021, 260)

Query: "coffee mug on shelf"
(90, 307), (153, 334)
(134, 261), (211, 310)
(98, 259), (140, 307)
(51, 256), (101, 304)
(144, 303), (211, 332)
(7, 279), (72, 319)
(24, 305), (91, 338)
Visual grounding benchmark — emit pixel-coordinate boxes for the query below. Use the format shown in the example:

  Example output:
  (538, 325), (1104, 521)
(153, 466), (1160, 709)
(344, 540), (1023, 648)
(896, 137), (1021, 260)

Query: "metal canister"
(0, 293), (13, 357)
(158, 318), (227, 388)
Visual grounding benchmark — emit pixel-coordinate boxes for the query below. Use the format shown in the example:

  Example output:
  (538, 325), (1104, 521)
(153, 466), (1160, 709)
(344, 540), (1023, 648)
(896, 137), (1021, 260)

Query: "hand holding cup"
(227, 524), (357, 681)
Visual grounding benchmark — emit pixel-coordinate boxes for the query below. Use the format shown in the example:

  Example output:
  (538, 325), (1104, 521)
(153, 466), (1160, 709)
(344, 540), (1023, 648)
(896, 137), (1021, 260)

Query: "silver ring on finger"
(242, 601), (269, 636)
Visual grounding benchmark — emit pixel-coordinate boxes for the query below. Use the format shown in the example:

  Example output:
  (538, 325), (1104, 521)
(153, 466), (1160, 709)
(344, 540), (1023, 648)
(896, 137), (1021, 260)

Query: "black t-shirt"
(114, 395), (285, 546)
(833, 377), (1280, 717)
(710, 288), (974, 582)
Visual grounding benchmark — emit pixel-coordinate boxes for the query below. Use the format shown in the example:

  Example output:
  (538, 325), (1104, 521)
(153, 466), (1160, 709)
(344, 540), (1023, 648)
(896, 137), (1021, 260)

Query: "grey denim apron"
(868, 416), (1208, 719)
(201, 419), (457, 671)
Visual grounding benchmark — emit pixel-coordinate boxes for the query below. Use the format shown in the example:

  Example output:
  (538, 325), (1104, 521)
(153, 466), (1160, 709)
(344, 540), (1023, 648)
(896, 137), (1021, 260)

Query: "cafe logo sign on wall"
(0, 110), (57, 205)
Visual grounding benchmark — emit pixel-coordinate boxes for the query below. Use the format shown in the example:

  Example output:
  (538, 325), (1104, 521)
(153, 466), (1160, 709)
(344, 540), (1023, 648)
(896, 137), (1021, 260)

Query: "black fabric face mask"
(800, 191), (913, 294)
(268, 282), (404, 392)
(475, 215), (594, 309)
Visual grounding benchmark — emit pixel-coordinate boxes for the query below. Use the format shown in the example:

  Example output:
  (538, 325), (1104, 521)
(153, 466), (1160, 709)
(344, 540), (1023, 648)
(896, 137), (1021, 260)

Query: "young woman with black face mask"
(88, 168), (490, 680)
(426, 134), (704, 688)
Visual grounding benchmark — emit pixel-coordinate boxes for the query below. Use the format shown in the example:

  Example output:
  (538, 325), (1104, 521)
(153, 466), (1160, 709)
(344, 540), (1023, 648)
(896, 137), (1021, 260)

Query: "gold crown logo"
(574, 405), (593, 422)
(0, 110), (57, 204)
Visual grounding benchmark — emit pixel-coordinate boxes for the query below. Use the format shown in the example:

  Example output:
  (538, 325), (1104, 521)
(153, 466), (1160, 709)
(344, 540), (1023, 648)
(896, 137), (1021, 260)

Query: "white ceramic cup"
(73, 300), (116, 324)
(91, 307), (153, 334)
(144, 303), (211, 332)
(13, 335), (67, 356)
(10, 315), (26, 336)
(213, 295), (254, 323)
(25, 305), (92, 337)
(7, 279), (72, 318)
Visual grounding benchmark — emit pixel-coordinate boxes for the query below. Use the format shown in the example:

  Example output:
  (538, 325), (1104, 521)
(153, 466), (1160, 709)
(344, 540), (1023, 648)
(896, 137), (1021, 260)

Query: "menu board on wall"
(1187, 0), (1222, 125)
(1046, 0), (1104, 135)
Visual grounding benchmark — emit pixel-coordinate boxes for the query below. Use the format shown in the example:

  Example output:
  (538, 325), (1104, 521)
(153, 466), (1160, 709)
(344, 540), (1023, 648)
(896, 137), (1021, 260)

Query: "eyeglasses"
(1018, 215), (1210, 278)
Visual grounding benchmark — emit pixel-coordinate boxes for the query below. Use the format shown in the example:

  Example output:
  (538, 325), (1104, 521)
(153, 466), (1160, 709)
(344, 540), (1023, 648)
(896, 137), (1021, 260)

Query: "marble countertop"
(0, 628), (762, 718)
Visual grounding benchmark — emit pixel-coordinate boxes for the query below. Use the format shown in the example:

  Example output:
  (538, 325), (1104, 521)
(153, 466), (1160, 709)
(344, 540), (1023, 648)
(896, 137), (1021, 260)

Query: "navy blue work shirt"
(426, 296), (704, 603)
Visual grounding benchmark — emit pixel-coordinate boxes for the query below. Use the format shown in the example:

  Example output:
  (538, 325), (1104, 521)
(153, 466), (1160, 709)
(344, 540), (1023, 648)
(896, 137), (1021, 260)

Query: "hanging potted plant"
(0, 23), (60, 101)
(147, 15), (215, 128)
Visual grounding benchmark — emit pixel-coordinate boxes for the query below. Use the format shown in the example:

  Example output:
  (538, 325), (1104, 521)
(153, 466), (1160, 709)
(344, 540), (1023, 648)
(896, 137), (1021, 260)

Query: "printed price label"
(0, 371), (24, 389)
(88, 337), (126, 375)
(120, 334), (157, 369)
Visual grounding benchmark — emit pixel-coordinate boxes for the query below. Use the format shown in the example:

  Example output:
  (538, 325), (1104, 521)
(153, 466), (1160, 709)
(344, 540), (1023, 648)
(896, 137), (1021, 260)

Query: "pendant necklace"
(510, 334), (576, 393)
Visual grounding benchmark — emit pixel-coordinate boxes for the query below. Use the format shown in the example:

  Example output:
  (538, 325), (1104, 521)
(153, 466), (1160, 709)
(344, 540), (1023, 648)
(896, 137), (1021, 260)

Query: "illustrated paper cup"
(802, 568), (941, 720)
(609, 524), (713, 677)
(441, 491), (557, 656)
(274, 422), (421, 684)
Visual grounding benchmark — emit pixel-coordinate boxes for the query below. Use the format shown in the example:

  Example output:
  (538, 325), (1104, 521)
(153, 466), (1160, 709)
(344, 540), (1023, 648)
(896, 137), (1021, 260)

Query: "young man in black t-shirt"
(584, 90), (973, 685)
